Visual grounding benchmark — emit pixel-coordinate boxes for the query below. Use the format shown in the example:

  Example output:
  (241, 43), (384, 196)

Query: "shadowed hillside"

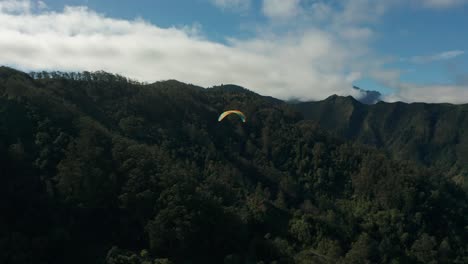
(293, 95), (468, 191)
(0, 67), (467, 264)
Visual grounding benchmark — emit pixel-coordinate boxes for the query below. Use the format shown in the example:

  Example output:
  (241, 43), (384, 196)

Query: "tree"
(410, 233), (437, 264)
(344, 233), (378, 264)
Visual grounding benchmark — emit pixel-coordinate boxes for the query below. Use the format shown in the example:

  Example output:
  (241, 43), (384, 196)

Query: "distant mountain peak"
(352, 86), (382, 104)
(324, 94), (360, 105)
(209, 84), (254, 93)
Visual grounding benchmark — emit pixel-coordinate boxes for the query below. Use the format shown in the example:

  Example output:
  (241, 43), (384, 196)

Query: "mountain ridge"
(292, 95), (468, 190)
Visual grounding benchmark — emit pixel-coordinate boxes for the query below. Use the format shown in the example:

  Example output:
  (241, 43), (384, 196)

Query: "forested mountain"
(292, 95), (468, 191)
(0, 66), (467, 264)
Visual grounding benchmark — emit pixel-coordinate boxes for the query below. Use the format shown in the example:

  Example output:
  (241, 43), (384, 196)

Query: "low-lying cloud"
(382, 83), (468, 104)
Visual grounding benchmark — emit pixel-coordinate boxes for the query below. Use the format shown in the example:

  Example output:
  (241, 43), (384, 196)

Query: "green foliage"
(0, 66), (466, 264)
(410, 233), (437, 263)
(344, 233), (378, 264)
(294, 96), (468, 191)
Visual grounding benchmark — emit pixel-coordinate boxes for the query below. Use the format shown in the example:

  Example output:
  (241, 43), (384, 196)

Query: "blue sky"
(0, 0), (467, 103)
(45, 0), (266, 41)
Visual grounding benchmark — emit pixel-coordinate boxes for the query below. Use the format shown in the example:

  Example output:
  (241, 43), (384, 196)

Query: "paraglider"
(218, 110), (246, 123)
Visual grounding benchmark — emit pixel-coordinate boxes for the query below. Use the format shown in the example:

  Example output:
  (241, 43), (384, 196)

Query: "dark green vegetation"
(293, 95), (468, 192)
(0, 66), (467, 263)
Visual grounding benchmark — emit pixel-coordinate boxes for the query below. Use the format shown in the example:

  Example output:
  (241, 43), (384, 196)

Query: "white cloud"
(409, 50), (465, 63)
(419, 0), (468, 9)
(382, 83), (468, 104)
(260, 0), (384, 41)
(0, 0), (373, 101)
(369, 69), (402, 88)
(37, 0), (46, 10)
(210, 0), (251, 11)
(364, 65), (468, 104)
(0, 0), (31, 13)
(262, 0), (301, 19)
(335, 0), (389, 25)
(346, 71), (363, 83)
(0, 0), (48, 13)
(308, 2), (333, 21)
(339, 27), (373, 40)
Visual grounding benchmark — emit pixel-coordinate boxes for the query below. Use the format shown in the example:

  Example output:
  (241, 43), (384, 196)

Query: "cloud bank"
(0, 0), (368, 101)
(382, 83), (468, 104)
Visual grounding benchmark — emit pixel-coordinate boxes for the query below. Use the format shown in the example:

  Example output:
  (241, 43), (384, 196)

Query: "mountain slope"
(293, 95), (468, 189)
(0, 67), (466, 264)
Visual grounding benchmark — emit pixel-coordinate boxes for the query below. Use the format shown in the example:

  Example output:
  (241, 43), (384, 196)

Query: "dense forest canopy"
(0, 66), (466, 263)
(292, 95), (468, 192)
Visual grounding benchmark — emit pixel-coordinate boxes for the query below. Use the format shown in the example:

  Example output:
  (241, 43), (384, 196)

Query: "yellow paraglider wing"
(218, 110), (246, 122)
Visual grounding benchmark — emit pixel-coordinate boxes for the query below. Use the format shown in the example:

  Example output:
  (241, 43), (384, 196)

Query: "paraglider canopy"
(218, 110), (246, 122)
